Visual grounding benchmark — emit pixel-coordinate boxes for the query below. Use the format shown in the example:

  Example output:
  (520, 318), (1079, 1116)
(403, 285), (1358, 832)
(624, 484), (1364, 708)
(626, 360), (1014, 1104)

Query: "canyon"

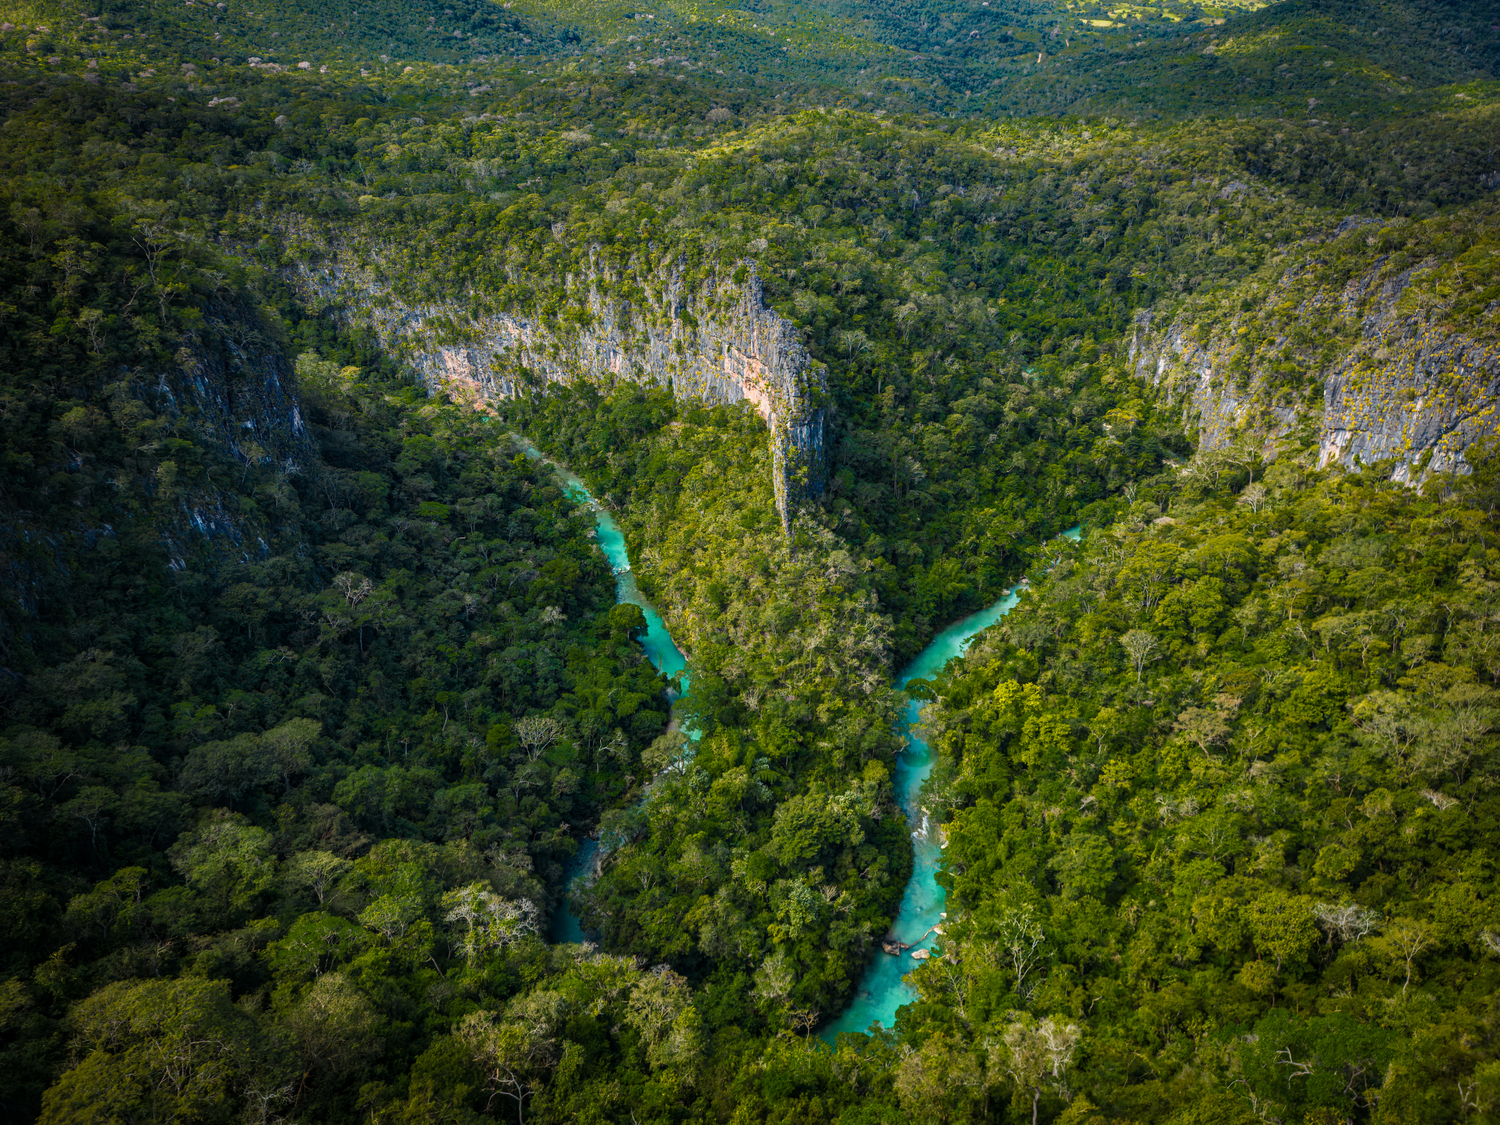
(293, 252), (828, 528)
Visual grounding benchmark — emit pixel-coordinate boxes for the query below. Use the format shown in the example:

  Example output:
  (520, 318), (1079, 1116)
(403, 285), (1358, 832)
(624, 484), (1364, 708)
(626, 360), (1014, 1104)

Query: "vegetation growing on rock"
(3, 0), (1500, 1120)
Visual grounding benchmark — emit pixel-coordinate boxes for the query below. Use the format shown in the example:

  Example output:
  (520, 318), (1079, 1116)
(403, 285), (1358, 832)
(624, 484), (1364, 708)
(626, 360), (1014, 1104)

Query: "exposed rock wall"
(1129, 257), (1500, 482)
(0, 297), (312, 646)
(168, 296), (314, 472)
(1318, 267), (1500, 482)
(293, 253), (826, 529)
(155, 296), (316, 560)
(1127, 310), (1301, 456)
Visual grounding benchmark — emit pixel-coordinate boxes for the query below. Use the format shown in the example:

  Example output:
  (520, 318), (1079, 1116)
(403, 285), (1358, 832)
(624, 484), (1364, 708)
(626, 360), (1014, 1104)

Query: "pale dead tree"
(787, 1007), (822, 1050)
(1453, 613), (1500, 684)
(567, 952), (639, 1019)
(1414, 683), (1500, 784)
(1275, 1046), (1316, 1082)
(1479, 929), (1500, 957)
(332, 572), (373, 608)
(129, 213), (175, 269)
(834, 328), (871, 360)
(1038, 1018), (1081, 1082)
(1119, 629), (1160, 682)
(1459, 1076), (1484, 1118)
(442, 882), (539, 965)
(67, 787), (113, 855)
(1184, 813), (1241, 862)
(593, 728), (629, 774)
(626, 967), (702, 1074)
(1374, 918), (1439, 994)
(11, 205), (48, 255)
(484, 844), (535, 876)
(77, 307), (105, 352)
(244, 1079), (296, 1125)
(263, 718), (321, 791)
(1349, 691), (1421, 777)
(1174, 706), (1232, 755)
(513, 714), (564, 761)
(751, 950), (795, 1006)
(894, 301), (920, 341)
(1312, 902), (1381, 946)
(933, 951), (978, 1025)
(282, 850), (351, 907)
(1155, 793), (1200, 824)
(993, 1016), (1081, 1125)
(457, 993), (566, 1125)
(995, 906), (1047, 993)
(507, 564), (539, 592)
(1239, 481), (1268, 512)
(358, 895), (422, 942)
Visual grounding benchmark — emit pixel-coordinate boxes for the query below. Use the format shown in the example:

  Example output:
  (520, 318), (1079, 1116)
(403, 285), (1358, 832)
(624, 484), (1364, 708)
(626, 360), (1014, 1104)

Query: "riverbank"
(522, 419), (1082, 1024)
(513, 435), (693, 943)
(823, 525), (1082, 1039)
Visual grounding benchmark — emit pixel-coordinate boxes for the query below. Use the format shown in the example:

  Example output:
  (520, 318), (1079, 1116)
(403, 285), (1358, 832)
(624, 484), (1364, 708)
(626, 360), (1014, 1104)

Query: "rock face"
(1129, 255), (1500, 482)
(0, 296), (312, 646)
(167, 296), (314, 472)
(1128, 310), (1301, 456)
(153, 296), (316, 559)
(1318, 267), (1500, 483)
(295, 254), (826, 529)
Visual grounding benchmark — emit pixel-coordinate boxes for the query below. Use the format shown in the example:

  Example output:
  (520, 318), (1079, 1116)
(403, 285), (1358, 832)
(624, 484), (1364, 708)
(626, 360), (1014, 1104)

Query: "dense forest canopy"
(1, 0), (1499, 1120)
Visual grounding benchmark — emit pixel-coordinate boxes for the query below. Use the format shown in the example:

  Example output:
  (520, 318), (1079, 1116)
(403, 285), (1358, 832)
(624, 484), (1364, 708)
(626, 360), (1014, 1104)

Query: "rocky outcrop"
(1130, 255), (1500, 482)
(1318, 268), (1500, 483)
(0, 296), (312, 649)
(294, 253), (826, 529)
(1127, 309), (1301, 456)
(165, 296), (314, 472)
(151, 297), (316, 561)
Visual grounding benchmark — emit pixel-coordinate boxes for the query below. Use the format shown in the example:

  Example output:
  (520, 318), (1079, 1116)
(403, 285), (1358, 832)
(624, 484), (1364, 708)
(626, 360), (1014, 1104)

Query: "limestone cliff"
(1130, 231), (1500, 483)
(0, 294), (312, 651)
(170, 295), (314, 473)
(293, 252), (826, 529)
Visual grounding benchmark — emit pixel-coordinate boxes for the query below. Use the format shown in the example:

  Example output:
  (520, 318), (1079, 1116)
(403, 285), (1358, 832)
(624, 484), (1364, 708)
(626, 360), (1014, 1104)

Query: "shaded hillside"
(3, 0), (1500, 1123)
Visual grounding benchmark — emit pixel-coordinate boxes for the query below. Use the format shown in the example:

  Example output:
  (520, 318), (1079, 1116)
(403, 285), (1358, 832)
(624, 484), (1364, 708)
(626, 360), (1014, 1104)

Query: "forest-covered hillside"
(903, 449), (1500, 1124)
(2, 0), (1500, 1121)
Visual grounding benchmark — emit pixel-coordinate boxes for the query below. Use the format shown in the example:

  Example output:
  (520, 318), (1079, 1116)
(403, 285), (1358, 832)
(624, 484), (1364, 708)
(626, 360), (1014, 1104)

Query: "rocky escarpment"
(0, 295), (313, 656)
(293, 253), (826, 529)
(153, 296), (316, 558)
(1130, 245), (1500, 482)
(169, 295), (315, 472)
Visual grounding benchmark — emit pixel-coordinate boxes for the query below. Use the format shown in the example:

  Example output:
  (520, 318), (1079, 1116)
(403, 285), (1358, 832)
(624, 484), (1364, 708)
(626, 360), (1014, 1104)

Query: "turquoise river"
(519, 435), (1079, 1035)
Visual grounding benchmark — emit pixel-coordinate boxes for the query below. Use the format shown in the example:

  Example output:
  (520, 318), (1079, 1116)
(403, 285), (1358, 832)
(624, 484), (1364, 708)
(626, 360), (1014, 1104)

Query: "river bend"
(519, 436), (1078, 1034)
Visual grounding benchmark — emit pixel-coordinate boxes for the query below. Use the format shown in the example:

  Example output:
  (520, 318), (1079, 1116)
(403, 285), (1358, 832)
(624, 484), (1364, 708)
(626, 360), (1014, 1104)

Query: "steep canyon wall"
(293, 253), (827, 529)
(1129, 250), (1500, 483)
(0, 296), (314, 646)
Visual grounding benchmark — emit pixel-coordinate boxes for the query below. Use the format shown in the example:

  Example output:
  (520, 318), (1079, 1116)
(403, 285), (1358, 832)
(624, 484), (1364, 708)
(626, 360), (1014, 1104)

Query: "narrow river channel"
(824, 524), (1081, 1039)
(518, 435), (1080, 1035)
(512, 438), (692, 944)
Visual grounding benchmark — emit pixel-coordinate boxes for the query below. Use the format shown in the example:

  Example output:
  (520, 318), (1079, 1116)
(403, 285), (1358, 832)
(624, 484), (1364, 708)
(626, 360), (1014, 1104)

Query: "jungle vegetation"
(1, 0), (1499, 1121)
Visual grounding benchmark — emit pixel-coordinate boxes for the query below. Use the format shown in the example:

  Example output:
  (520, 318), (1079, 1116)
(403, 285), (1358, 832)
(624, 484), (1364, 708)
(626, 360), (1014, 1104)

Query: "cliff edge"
(294, 252), (826, 530)
(1129, 217), (1500, 483)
